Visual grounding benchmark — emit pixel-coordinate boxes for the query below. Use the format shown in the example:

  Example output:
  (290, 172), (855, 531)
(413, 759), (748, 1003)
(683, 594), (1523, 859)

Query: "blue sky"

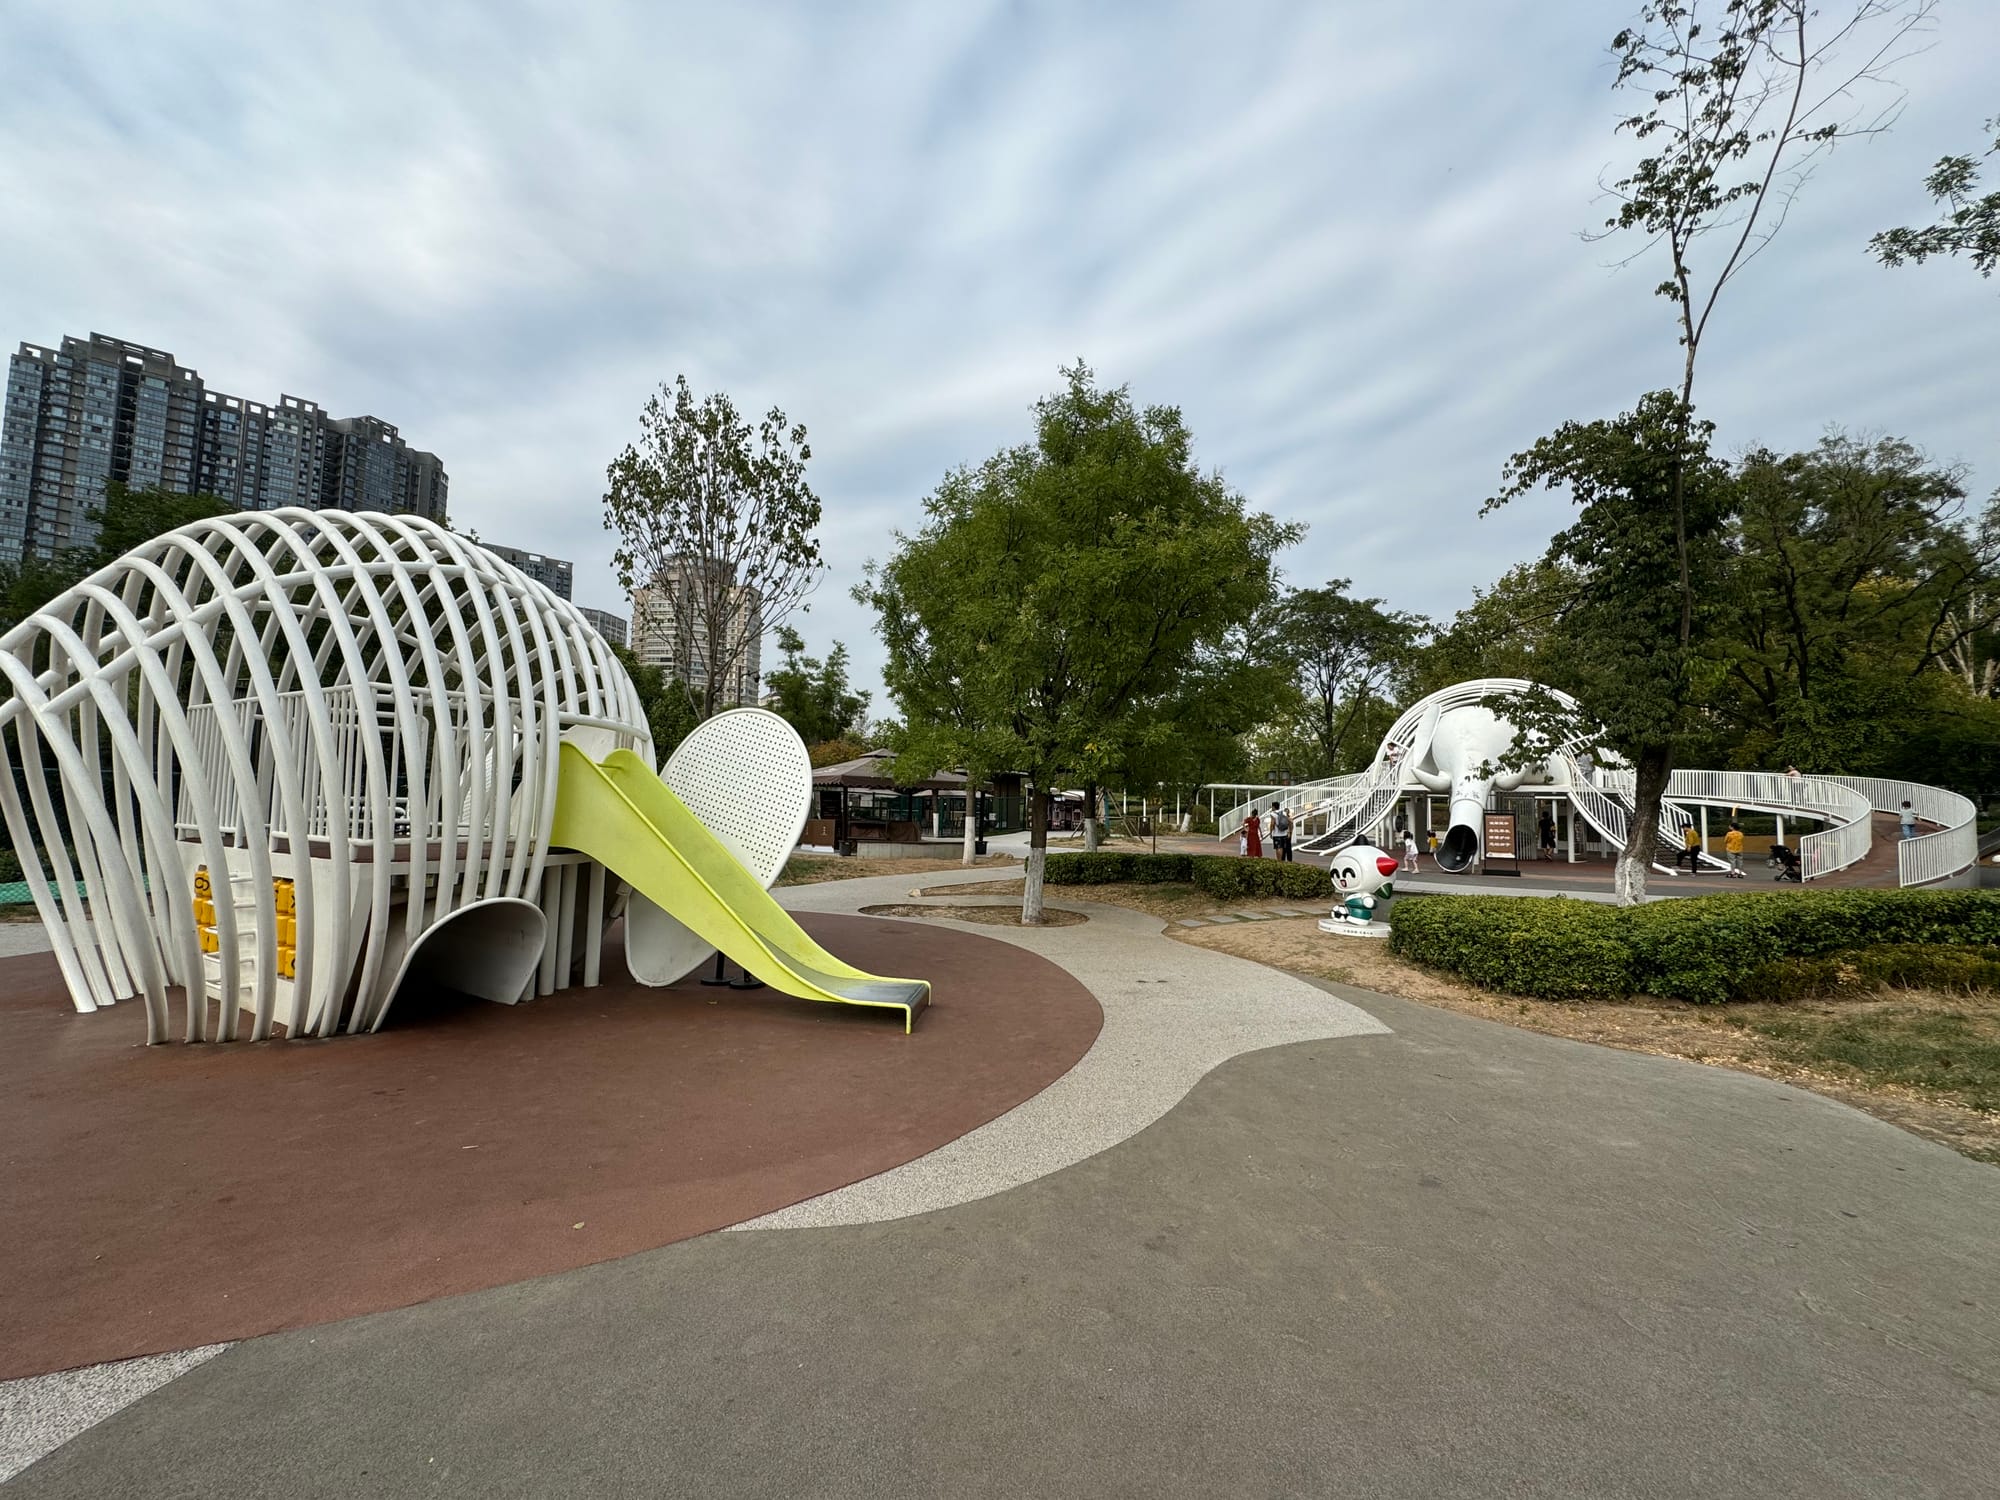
(2, 0), (1994, 712)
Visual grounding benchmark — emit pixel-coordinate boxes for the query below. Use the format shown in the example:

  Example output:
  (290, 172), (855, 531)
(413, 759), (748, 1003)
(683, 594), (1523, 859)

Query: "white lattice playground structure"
(1219, 679), (1980, 887)
(0, 507), (928, 1046)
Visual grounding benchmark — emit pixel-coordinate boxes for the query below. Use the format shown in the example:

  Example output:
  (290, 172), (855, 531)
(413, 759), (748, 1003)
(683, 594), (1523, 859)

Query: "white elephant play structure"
(0, 508), (928, 1044)
(1220, 678), (1979, 886)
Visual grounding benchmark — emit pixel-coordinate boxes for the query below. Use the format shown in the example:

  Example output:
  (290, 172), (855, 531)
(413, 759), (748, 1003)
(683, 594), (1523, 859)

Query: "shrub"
(1736, 944), (2000, 1003)
(1044, 851), (1192, 885)
(1388, 895), (1634, 1000)
(0, 847), (20, 884)
(1388, 890), (2000, 1004)
(1042, 851), (1332, 902)
(1189, 856), (1333, 903)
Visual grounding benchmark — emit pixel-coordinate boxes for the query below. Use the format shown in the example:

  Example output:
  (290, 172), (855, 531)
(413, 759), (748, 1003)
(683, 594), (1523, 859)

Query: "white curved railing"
(1827, 775), (1979, 887)
(1216, 773), (1361, 843)
(1562, 755), (1724, 873)
(1662, 770), (1873, 881)
(1208, 680), (1979, 889)
(1295, 761), (1401, 851)
(1214, 784), (1304, 835)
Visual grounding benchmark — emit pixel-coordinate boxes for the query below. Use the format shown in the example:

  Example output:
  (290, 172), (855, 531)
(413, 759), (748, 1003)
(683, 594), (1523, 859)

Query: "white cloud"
(2, 0), (1994, 709)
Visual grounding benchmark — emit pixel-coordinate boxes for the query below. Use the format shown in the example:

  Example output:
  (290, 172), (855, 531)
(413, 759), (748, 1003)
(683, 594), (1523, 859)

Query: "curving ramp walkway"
(753, 869), (1388, 1228)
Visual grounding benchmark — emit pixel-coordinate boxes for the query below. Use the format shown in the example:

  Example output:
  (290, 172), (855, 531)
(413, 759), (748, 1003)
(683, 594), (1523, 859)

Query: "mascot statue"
(1318, 843), (1400, 938)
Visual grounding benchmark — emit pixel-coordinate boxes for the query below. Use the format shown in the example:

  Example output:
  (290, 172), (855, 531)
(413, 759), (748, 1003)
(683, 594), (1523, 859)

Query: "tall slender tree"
(1505, 0), (1933, 902)
(603, 376), (824, 721)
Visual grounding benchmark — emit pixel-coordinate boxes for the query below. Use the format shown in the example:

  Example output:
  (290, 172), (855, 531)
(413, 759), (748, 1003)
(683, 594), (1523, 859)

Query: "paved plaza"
(4, 874), (1997, 1495)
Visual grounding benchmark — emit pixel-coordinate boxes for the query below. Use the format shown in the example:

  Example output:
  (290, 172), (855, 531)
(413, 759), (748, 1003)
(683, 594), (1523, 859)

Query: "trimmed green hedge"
(1044, 851), (1333, 902)
(1387, 890), (2000, 1004)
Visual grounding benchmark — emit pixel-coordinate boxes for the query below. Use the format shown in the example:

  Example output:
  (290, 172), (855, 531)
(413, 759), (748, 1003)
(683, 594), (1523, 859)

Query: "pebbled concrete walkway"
(750, 872), (1386, 1228)
(12, 980), (1998, 1498)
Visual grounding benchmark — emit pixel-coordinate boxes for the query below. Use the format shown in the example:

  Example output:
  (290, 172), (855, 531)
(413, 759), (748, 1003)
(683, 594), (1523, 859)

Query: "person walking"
(1724, 820), (1745, 878)
(1273, 805), (1294, 862)
(1900, 800), (1917, 840)
(1677, 822), (1702, 875)
(1241, 810), (1262, 860)
(1537, 808), (1556, 861)
(1402, 828), (1419, 873)
(1259, 806), (1276, 858)
(1785, 764), (1803, 805)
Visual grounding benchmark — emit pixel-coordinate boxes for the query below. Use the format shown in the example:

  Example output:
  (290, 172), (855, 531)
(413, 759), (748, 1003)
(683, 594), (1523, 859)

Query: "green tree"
(603, 376), (824, 721)
(1276, 581), (1427, 776)
(1484, 392), (1737, 904)
(1502, 0), (1929, 903)
(1092, 605), (1295, 839)
(1602, 0), (1930, 651)
(1871, 113), (2000, 280)
(1710, 435), (2000, 777)
(0, 483), (232, 635)
(859, 364), (1299, 920)
(1407, 562), (1575, 700)
(763, 624), (869, 747)
(611, 646), (702, 763)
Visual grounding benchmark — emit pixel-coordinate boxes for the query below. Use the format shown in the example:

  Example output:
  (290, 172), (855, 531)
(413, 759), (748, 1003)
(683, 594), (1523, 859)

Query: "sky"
(2, 0), (1995, 713)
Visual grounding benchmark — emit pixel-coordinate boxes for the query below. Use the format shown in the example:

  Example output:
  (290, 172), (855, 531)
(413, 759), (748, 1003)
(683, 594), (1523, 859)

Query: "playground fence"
(1827, 776), (1979, 887)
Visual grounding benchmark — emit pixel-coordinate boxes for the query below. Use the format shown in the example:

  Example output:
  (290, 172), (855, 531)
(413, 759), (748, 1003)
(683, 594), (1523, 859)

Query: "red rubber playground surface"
(0, 912), (1101, 1379)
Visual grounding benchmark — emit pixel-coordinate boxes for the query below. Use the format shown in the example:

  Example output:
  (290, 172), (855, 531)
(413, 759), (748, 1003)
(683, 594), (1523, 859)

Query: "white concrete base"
(1317, 918), (1390, 939)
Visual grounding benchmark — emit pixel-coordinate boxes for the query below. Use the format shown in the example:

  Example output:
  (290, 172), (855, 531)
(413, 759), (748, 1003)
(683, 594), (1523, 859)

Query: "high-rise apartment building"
(0, 332), (447, 562)
(577, 607), (627, 648)
(631, 556), (763, 708)
(485, 543), (574, 600)
(318, 415), (448, 521)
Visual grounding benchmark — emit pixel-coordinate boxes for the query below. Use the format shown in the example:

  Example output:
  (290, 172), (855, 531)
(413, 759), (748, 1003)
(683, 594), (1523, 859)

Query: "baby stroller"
(1769, 843), (1801, 882)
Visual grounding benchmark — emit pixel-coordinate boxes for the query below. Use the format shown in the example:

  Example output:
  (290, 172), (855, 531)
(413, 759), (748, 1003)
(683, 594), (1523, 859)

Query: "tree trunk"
(961, 781), (979, 866)
(1082, 780), (1099, 852)
(1617, 743), (1673, 906)
(1021, 786), (1049, 925)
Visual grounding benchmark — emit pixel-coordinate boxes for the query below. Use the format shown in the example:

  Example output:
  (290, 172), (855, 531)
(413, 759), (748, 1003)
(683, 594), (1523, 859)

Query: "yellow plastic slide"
(550, 743), (930, 1031)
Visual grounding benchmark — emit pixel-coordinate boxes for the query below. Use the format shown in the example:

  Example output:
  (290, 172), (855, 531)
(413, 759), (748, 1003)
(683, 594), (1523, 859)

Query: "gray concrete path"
(14, 980), (1998, 1498)
(751, 880), (1386, 1228)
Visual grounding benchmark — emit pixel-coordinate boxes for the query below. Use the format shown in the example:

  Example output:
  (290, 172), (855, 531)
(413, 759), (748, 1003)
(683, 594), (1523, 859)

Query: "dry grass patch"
(776, 854), (1016, 886)
(860, 903), (1088, 928)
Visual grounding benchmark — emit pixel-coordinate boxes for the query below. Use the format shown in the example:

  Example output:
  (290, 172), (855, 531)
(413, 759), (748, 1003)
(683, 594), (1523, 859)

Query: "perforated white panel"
(663, 709), (813, 887)
(626, 709), (814, 989)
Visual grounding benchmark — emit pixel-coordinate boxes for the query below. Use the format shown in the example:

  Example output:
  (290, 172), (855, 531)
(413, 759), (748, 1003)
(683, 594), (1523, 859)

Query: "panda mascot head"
(1328, 843), (1400, 926)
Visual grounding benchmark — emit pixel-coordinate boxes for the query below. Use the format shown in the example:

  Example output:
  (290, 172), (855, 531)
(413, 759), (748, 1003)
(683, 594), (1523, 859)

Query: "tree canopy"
(1871, 112), (2000, 280)
(763, 625), (870, 749)
(1275, 581), (1427, 777)
(603, 376), (824, 721)
(1709, 435), (2000, 776)
(859, 364), (1298, 920)
(1482, 392), (1737, 902)
(0, 484), (233, 635)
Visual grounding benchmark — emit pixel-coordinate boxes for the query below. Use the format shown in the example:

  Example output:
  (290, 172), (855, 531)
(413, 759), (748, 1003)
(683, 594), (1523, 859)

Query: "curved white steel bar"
(0, 508), (651, 1042)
